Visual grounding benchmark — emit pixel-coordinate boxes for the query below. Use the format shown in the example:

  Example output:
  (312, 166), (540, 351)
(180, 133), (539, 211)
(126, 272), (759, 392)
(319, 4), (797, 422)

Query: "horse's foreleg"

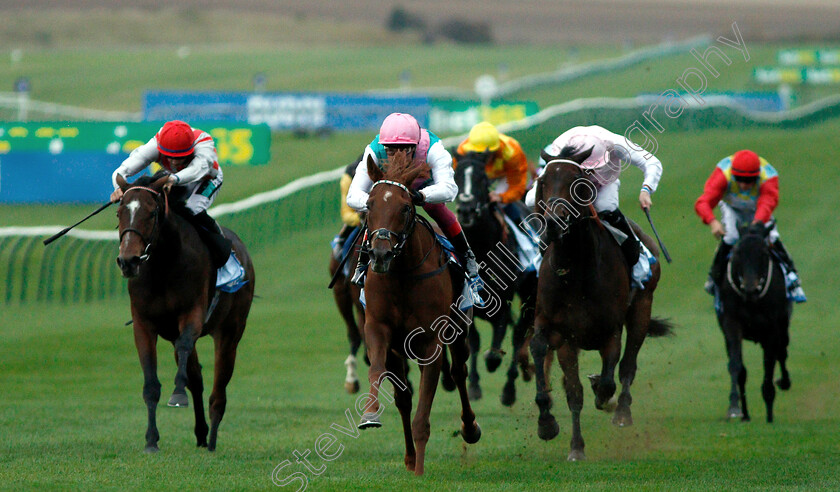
(485, 311), (509, 373)
(359, 324), (389, 429)
(761, 345), (777, 423)
(722, 320), (746, 420)
(133, 323), (161, 453)
(448, 324), (481, 445)
(501, 308), (529, 406)
(185, 349), (209, 447)
(411, 347), (442, 476)
(386, 353), (415, 472)
(467, 322), (482, 400)
(335, 276), (362, 394)
(776, 326), (791, 391)
(615, 299), (654, 426)
(530, 325), (558, 441)
(592, 330), (620, 412)
(169, 311), (203, 408)
(207, 330), (241, 452)
(556, 343), (585, 461)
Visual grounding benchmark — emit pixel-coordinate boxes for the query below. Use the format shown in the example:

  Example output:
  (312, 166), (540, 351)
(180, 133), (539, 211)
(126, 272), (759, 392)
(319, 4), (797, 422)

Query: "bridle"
(364, 180), (417, 259)
(726, 244), (774, 301)
(541, 159), (603, 237)
(118, 186), (168, 263)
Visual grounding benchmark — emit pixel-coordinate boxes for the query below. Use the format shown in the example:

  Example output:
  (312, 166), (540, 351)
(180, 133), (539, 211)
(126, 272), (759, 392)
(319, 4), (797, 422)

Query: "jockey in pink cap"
(346, 112), (484, 304)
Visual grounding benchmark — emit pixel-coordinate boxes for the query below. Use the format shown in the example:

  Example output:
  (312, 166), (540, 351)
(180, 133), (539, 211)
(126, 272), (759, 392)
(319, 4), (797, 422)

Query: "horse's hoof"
(727, 407), (744, 420)
(144, 445), (159, 454)
(405, 455), (416, 472)
(358, 413), (381, 430)
(537, 417), (559, 441)
(485, 351), (503, 373)
(567, 449), (586, 461)
(776, 377), (791, 391)
(167, 393), (189, 408)
(595, 395), (618, 413)
(500, 382), (516, 407)
(612, 412), (633, 427)
(520, 363), (534, 382)
(461, 422), (482, 444)
(344, 380), (360, 394)
(468, 383), (482, 401)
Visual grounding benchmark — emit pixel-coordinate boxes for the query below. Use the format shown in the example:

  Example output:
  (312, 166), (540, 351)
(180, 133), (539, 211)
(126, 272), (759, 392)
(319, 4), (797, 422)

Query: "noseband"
(118, 186), (168, 263)
(364, 180), (417, 258)
(727, 249), (774, 301)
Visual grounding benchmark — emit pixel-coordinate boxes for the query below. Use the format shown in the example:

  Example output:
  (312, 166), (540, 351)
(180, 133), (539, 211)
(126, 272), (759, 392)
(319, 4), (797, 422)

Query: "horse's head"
(115, 173), (169, 278)
(728, 222), (774, 301)
(364, 151), (429, 274)
(536, 145), (597, 241)
(454, 150), (494, 228)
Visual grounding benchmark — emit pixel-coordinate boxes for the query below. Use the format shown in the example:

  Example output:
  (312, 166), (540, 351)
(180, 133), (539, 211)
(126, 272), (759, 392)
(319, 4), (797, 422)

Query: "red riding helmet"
(378, 113), (421, 146)
(156, 120), (195, 157)
(731, 149), (761, 178)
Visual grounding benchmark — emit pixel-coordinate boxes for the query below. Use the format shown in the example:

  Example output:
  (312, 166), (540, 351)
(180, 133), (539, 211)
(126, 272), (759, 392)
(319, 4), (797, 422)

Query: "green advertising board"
(0, 121), (271, 166)
(429, 100), (539, 134)
(753, 66), (840, 85)
(778, 49), (840, 66)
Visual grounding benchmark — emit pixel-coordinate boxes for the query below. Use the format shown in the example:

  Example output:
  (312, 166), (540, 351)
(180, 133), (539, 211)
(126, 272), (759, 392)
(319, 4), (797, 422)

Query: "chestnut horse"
(115, 174), (255, 452)
(357, 151), (481, 476)
(530, 149), (672, 461)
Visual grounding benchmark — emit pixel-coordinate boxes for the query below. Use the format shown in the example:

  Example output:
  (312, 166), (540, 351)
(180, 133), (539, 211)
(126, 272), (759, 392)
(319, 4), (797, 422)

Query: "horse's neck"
(551, 221), (603, 273)
(396, 221), (436, 271)
(464, 212), (502, 256)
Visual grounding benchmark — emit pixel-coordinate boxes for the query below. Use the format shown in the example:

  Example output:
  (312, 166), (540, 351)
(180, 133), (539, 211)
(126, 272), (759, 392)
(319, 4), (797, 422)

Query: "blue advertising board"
(0, 152), (146, 204)
(143, 91), (431, 131)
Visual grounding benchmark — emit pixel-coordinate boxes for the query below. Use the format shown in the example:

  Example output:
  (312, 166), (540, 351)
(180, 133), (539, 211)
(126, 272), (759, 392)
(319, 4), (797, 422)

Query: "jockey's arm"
(172, 137), (216, 185)
(417, 141), (458, 204)
(694, 167), (728, 224)
(346, 147), (375, 212)
(499, 146), (529, 203)
(754, 175), (779, 223)
(111, 136), (159, 189)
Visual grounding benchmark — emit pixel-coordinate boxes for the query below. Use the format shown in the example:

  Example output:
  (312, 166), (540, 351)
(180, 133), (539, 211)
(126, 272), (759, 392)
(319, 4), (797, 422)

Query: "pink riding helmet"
(379, 113), (421, 145)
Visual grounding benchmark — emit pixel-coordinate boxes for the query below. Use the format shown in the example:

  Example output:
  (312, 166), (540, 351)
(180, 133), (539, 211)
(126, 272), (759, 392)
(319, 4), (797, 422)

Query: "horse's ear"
(541, 149), (557, 165)
(115, 174), (129, 192)
(151, 175), (170, 192)
(367, 154), (383, 182)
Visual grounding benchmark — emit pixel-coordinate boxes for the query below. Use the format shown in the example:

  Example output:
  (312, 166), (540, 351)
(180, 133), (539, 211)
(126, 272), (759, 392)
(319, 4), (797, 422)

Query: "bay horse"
(716, 222), (792, 422)
(358, 151), (481, 476)
(115, 174), (255, 452)
(529, 147), (672, 461)
(454, 150), (537, 405)
(328, 227), (365, 393)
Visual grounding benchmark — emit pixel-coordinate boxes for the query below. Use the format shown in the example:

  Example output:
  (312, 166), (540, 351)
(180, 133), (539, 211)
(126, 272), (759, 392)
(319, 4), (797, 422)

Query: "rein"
(118, 186), (169, 263)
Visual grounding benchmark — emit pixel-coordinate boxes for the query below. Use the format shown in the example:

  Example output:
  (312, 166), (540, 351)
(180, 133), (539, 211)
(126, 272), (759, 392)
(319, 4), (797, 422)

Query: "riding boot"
(332, 224), (354, 260)
(600, 209), (640, 268)
(706, 241), (733, 294)
(771, 239), (806, 302)
(351, 248), (369, 286)
(449, 231), (485, 305)
(188, 210), (233, 269)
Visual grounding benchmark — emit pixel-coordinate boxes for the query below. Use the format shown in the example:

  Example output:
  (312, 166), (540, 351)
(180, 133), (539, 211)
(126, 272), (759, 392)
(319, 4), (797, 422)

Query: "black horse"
(454, 150), (538, 406)
(716, 222), (792, 422)
(529, 147), (672, 461)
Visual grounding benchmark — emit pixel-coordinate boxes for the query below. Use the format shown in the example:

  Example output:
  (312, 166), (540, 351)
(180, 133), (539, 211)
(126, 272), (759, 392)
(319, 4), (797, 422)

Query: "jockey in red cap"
(695, 150), (805, 302)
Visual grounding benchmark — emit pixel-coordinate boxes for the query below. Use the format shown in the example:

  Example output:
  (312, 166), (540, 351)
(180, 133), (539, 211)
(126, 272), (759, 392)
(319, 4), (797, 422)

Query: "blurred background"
(1, 2), (838, 490)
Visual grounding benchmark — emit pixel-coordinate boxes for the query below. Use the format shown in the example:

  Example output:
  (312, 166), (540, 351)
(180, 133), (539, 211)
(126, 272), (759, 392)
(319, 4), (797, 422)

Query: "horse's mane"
(383, 151), (430, 187)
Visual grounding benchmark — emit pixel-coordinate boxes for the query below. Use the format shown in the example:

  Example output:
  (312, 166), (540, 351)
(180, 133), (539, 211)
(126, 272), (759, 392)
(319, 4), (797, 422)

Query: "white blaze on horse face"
(126, 199), (140, 227)
(459, 166), (474, 201)
(383, 191), (392, 202)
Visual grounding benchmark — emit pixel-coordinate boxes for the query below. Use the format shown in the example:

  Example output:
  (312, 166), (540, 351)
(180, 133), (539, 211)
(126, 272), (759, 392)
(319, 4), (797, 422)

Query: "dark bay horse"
(115, 174), (255, 452)
(454, 150), (537, 405)
(358, 151), (480, 476)
(530, 149), (672, 461)
(328, 231), (365, 393)
(716, 222), (792, 422)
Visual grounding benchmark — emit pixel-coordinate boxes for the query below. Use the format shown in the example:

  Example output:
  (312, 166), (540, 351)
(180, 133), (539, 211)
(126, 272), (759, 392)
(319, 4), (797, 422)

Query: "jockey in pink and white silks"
(526, 125), (663, 289)
(109, 120), (245, 292)
(346, 112), (484, 305)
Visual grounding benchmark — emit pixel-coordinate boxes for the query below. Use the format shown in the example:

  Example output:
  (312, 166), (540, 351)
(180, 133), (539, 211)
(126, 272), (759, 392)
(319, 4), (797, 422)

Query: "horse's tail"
(647, 317), (674, 338)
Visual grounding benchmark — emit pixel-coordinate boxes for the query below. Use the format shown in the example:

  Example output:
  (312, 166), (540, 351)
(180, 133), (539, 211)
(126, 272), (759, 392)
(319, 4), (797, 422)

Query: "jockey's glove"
(410, 190), (425, 205)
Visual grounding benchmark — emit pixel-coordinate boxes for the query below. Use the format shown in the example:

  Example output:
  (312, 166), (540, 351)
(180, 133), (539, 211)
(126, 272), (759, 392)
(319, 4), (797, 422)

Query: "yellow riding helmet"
(468, 122), (501, 152)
